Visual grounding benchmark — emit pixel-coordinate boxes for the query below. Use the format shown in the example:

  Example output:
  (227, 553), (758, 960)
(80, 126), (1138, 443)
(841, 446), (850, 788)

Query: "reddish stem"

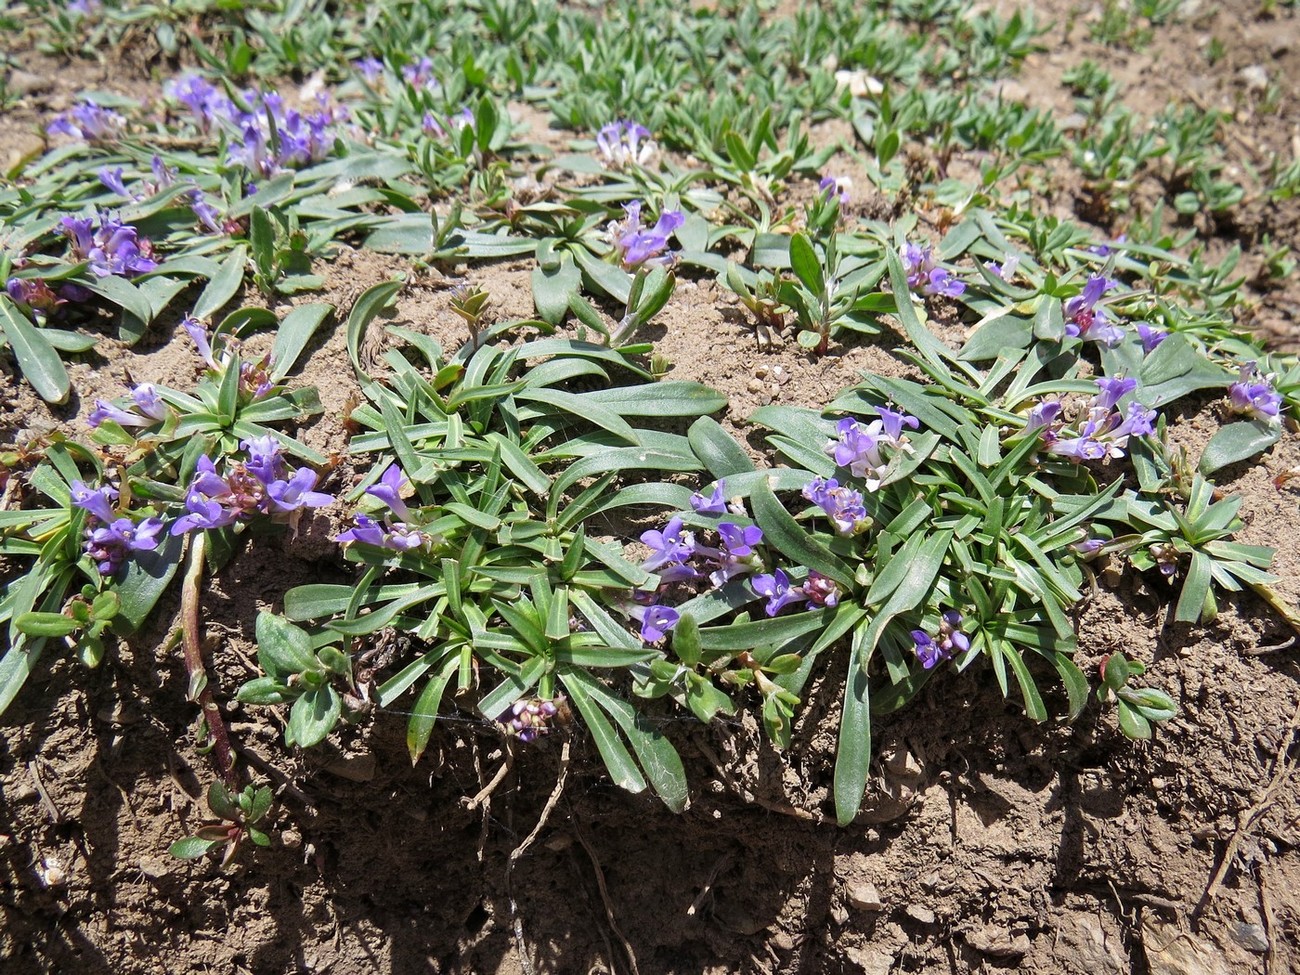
(181, 532), (239, 788)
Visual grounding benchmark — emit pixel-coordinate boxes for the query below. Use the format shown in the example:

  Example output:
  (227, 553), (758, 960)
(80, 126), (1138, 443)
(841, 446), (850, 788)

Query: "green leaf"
(834, 629), (873, 826)
(1199, 420), (1281, 475)
(168, 837), (220, 860)
(561, 671), (647, 795)
(347, 279), (403, 381)
(1175, 550), (1212, 623)
(0, 295), (70, 403)
(113, 530), (184, 635)
(207, 780), (239, 820)
(688, 416), (755, 479)
(255, 612), (317, 680)
(14, 612), (77, 637)
(192, 246), (248, 321)
(531, 250), (581, 326)
(788, 233), (825, 295)
(270, 303), (333, 382)
(286, 686), (341, 748)
(406, 661), (456, 765)
(751, 478), (855, 586)
(1117, 700), (1152, 740)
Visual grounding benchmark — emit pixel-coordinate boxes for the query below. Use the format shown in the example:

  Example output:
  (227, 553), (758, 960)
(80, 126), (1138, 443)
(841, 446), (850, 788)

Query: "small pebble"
(846, 881), (884, 912)
(1232, 923), (1269, 953)
(905, 904), (936, 925)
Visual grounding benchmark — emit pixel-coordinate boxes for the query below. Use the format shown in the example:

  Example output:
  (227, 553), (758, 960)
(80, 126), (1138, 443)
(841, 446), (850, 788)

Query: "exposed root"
(180, 532), (238, 788)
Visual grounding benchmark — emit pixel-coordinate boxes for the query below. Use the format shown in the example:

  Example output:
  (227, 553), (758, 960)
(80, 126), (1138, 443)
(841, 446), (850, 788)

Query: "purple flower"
(1046, 419), (1113, 461)
(169, 493), (239, 535)
(85, 516), (165, 574)
(640, 516), (695, 572)
(1112, 401), (1157, 439)
(6, 277), (63, 317)
(500, 698), (561, 742)
(355, 56), (384, 83)
(697, 522), (764, 587)
(752, 569), (809, 617)
(1088, 234), (1126, 257)
(401, 56), (437, 89)
(818, 175), (851, 205)
(911, 610), (970, 669)
(1024, 400), (1062, 434)
(635, 604), (680, 643)
(189, 190), (223, 234)
(131, 383), (169, 421)
(1094, 376), (1137, 412)
(612, 200), (684, 269)
(596, 120), (655, 168)
(47, 101), (125, 142)
(1064, 275), (1124, 347)
(825, 412), (915, 490)
(802, 571), (840, 608)
(333, 515), (425, 551)
(690, 480), (728, 514)
(150, 155), (176, 190)
(165, 75), (227, 132)
(88, 398), (153, 429)
(1071, 537), (1105, 558)
(1228, 362), (1282, 420)
(70, 479), (118, 524)
(1136, 322), (1168, 355)
(901, 242), (965, 297)
(987, 255), (1020, 282)
(802, 476), (869, 535)
(241, 435), (285, 484)
(60, 213), (157, 278)
(265, 469), (333, 513)
(98, 167), (133, 198)
(182, 316), (216, 367)
(365, 464), (412, 520)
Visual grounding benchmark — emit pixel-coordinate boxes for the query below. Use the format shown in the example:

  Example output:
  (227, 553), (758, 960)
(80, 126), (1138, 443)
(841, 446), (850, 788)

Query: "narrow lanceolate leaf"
(406, 660), (457, 765)
(834, 628), (873, 826)
(270, 303), (333, 381)
(0, 295), (70, 403)
(752, 479), (855, 587)
(688, 416), (756, 479)
(192, 245), (248, 321)
(561, 671), (648, 795)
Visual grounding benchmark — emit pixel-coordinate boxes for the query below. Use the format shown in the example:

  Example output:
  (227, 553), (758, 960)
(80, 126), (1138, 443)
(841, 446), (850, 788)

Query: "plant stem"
(181, 532), (238, 788)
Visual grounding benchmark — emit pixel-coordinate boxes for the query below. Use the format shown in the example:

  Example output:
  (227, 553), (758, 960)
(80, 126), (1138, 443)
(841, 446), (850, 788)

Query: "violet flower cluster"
(1227, 362), (1281, 421)
(165, 74), (346, 177)
(1063, 275), (1124, 347)
(5, 277), (65, 321)
(421, 107), (474, 139)
(639, 513), (764, 589)
(498, 697), (562, 743)
(170, 436), (332, 536)
(1028, 377), (1157, 461)
(47, 100), (125, 142)
(911, 611), (970, 669)
(333, 464), (427, 552)
(751, 568), (840, 617)
(61, 213), (157, 279)
(610, 200), (684, 269)
(596, 120), (655, 168)
(902, 242), (965, 298)
(70, 480), (165, 575)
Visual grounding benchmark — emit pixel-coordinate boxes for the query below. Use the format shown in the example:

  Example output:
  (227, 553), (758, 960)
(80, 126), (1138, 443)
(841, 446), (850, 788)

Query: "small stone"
(753, 364), (770, 379)
(905, 904), (936, 925)
(280, 829), (302, 851)
(1240, 65), (1269, 91)
(846, 881), (884, 912)
(1151, 777), (1166, 790)
(6, 70), (52, 96)
(966, 925), (1030, 958)
(138, 856), (171, 879)
(747, 379), (764, 393)
(1231, 923), (1268, 953)
(323, 752), (375, 782)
